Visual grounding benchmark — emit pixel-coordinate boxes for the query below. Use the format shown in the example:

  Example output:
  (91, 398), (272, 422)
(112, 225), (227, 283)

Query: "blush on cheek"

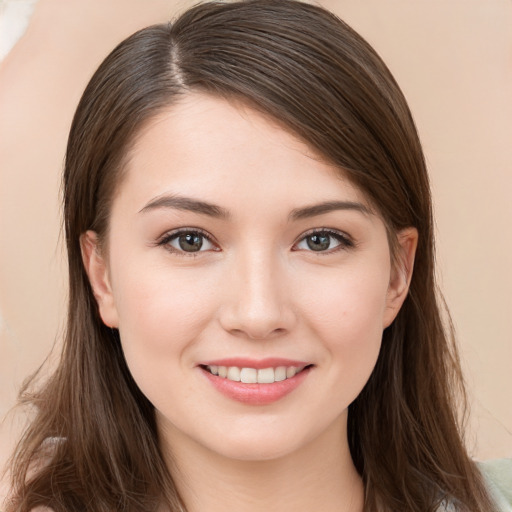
(114, 260), (216, 341)
(306, 276), (386, 382)
(311, 278), (388, 336)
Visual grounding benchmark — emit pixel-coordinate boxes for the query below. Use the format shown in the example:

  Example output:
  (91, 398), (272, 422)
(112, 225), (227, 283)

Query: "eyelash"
(292, 228), (355, 254)
(156, 228), (218, 257)
(156, 227), (355, 256)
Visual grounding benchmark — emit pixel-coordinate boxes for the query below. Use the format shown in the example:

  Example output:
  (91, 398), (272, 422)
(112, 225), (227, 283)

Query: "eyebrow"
(289, 200), (372, 220)
(139, 195), (371, 221)
(139, 194), (230, 219)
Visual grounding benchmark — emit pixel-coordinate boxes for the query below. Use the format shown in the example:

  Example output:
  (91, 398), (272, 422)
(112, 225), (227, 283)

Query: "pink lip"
(198, 362), (313, 406)
(199, 357), (310, 369)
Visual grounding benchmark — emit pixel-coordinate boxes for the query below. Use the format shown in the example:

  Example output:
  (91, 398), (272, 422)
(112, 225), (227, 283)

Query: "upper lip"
(199, 357), (312, 369)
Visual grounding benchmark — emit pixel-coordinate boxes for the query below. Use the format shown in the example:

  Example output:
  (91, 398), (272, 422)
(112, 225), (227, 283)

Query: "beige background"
(1, 0), (511, 492)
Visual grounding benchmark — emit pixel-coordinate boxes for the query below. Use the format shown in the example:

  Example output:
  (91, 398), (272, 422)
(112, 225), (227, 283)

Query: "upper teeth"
(206, 365), (305, 384)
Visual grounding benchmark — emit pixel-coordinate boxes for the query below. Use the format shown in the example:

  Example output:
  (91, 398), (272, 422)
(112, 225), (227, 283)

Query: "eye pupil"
(307, 233), (330, 251)
(178, 233), (203, 252)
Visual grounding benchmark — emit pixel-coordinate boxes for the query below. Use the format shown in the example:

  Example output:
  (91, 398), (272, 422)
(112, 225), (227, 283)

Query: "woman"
(5, 1), (510, 511)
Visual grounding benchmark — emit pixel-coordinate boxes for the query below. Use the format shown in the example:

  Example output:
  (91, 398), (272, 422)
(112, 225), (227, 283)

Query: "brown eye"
(295, 230), (353, 253)
(164, 230), (216, 254)
(177, 233), (203, 252)
(306, 233), (331, 251)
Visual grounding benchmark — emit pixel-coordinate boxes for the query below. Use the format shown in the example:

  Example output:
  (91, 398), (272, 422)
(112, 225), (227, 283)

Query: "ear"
(383, 227), (418, 328)
(80, 230), (119, 328)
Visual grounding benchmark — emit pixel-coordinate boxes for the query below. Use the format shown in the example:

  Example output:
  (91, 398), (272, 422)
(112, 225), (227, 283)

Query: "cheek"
(301, 261), (389, 338)
(110, 262), (221, 416)
(110, 257), (219, 369)
(297, 262), (389, 393)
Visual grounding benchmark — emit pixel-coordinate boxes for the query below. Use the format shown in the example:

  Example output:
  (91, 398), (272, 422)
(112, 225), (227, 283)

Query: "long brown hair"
(6, 1), (493, 510)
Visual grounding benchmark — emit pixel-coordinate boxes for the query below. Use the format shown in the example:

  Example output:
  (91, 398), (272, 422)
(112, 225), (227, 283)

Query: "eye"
(294, 230), (353, 253)
(159, 229), (217, 254)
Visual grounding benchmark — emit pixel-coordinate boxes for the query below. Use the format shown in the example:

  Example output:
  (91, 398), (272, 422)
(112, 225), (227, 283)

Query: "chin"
(214, 437), (302, 462)
(201, 422), (324, 463)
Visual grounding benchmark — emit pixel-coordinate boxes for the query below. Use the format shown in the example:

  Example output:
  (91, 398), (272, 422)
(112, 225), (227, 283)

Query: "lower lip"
(200, 366), (312, 405)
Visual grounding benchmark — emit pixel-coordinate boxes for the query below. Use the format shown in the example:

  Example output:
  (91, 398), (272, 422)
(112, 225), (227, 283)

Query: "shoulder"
(477, 458), (512, 511)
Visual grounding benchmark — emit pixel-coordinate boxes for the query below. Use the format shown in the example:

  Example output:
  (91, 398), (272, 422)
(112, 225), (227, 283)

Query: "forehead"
(117, 93), (371, 214)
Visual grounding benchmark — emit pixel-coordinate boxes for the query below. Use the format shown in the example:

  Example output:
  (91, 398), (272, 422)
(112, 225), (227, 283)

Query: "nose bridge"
(220, 245), (294, 339)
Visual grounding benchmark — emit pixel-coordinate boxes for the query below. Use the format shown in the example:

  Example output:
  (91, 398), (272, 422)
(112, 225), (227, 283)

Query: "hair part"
(6, 1), (493, 511)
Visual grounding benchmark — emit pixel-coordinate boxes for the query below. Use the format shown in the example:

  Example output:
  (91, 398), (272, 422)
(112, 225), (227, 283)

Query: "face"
(83, 93), (416, 463)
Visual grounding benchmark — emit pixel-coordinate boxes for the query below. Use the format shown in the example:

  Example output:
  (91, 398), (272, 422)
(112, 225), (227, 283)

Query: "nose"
(218, 249), (297, 340)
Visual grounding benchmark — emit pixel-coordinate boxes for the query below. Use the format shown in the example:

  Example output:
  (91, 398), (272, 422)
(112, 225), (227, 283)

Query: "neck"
(160, 412), (364, 512)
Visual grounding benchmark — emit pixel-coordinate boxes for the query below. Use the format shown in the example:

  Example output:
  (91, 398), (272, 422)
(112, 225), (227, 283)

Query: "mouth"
(198, 358), (314, 404)
(200, 364), (313, 384)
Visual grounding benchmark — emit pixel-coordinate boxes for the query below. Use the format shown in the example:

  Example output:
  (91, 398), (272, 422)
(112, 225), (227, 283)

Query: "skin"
(82, 93), (417, 512)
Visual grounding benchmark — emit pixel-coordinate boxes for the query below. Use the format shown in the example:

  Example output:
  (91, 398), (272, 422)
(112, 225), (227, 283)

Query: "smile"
(204, 365), (307, 384)
(199, 359), (314, 405)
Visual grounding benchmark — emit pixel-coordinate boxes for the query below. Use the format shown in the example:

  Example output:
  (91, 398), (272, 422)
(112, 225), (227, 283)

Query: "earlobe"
(80, 231), (119, 328)
(383, 227), (418, 328)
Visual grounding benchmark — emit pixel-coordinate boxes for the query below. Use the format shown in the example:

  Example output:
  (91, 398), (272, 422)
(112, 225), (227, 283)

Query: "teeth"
(206, 365), (306, 383)
(286, 367), (297, 378)
(257, 368), (274, 384)
(274, 366), (286, 382)
(240, 368), (257, 383)
(227, 366), (241, 382)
